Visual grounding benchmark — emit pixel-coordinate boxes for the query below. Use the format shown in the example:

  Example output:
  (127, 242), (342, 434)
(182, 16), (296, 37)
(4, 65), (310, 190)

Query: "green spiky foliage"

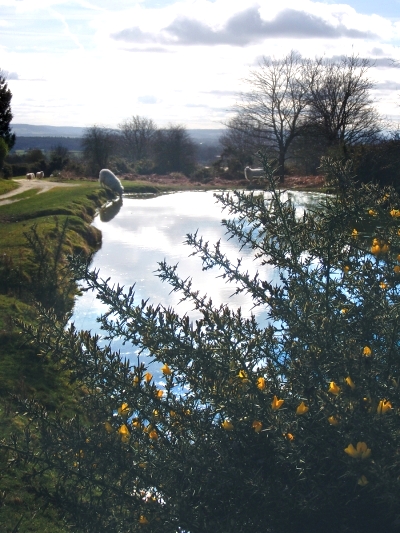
(8, 154), (400, 533)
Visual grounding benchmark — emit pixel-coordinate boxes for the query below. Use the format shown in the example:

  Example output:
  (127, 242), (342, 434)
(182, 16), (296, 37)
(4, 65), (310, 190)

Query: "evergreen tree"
(153, 124), (197, 175)
(0, 70), (15, 150)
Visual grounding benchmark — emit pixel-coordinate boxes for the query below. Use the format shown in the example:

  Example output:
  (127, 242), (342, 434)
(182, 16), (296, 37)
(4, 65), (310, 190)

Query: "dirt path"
(0, 178), (79, 206)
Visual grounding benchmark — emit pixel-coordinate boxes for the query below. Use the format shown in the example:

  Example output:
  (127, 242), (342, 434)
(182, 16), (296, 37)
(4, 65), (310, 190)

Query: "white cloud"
(110, 5), (377, 48)
(1, 0), (400, 128)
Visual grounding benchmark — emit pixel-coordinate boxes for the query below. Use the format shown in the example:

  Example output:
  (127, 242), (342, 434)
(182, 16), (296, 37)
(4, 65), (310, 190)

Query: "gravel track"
(0, 178), (79, 206)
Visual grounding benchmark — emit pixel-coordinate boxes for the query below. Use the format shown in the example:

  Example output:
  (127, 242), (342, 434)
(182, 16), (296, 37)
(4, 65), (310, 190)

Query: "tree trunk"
(278, 152), (285, 183)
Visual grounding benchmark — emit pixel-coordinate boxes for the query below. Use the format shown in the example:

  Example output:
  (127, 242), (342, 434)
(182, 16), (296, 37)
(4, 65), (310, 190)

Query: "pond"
(71, 189), (325, 380)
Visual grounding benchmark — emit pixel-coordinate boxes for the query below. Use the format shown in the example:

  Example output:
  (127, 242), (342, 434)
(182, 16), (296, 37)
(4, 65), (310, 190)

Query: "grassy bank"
(0, 178), (109, 533)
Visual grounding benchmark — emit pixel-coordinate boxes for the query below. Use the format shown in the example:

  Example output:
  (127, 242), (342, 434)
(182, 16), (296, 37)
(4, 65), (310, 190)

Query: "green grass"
(0, 182), (106, 259)
(0, 181), (101, 218)
(2, 188), (43, 202)
(0, 180), (108, 401)
(0, 180), (110, 532)
(0, 178), (19, 195)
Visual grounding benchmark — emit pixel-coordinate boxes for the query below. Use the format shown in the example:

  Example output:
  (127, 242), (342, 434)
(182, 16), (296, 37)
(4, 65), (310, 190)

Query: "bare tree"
(118, 115), (157, 162)
(305, 54), (382, 154)
(237, 51), (309, 181)
(218, 115), (264, 177)
(81, 125), (116, 175)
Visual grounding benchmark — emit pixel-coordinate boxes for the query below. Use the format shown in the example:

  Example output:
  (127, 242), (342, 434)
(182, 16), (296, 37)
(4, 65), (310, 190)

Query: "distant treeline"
(11, 135), (222, 166)
(12, 136), (84, 153)
(4, 122), (224, 180)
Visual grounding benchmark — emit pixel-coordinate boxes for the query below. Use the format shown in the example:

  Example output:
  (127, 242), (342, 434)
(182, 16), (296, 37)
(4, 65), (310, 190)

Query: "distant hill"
(11, 124), (225, 143)
(186, 129), (225, 144)
(11, 124), (87, 137)
(13, 137), (84, 152)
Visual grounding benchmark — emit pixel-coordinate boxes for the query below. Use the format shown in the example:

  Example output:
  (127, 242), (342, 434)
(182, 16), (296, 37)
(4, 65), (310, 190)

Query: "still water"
(71, 190), (324, 376)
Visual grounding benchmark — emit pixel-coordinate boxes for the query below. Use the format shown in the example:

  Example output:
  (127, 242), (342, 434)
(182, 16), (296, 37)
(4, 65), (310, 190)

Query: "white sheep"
(244, 166), (265, 181)
(99, 169), (124, 197)
(26, 173), (35, 180)
(36, 171), (44, 178)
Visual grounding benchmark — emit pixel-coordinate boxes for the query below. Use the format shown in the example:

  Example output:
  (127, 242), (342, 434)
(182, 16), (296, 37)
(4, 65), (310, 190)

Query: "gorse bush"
(0, 219), (80, 316)
(24, 219), (77, 315)
(9, 154), (400, 533)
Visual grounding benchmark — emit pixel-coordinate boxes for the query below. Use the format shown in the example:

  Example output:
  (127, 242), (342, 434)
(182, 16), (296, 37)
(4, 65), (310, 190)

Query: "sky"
(1, 0), (400, 130)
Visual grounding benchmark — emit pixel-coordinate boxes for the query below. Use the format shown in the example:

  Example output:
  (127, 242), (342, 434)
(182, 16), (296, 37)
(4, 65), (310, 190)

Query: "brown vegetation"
(119, 172), (325, 189)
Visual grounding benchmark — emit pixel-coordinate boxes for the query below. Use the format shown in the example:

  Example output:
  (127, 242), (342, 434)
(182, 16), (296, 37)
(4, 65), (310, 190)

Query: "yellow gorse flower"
(345, 376), (356, 390)
(379, 281), (388, 289)
(149, 429), (158, 440)
(271, 395), (284, 410)
(328, 415), (339, 426)
(357, 475), (369, 486)
(133, 375), (140, 386)
(296, 401), (309, 415)
(351, 229), (358, 236)
(344, 441), (371, 459)
(139, 515), (149, 525)
(118, 424), (130, 435)
(252, 420), (263, 433)
(118, 424), (130, 443)
(377, 399), (392, 414)
(371, 243), (381, 255)
(156, 389), (163, 398)
(117, 402), (129, 416)
(285, 432), (294, 441)
(328, 381), (340, 395)
(363, 346), (372, 357)
(222, 420), (234, 431)
(368, 209), (377, 216)
(144, 372), (153, 383)
(371, 239), (389, 254)
(394, 266), (400, 274)
(161, 363), (172, 375)
(257, 377), (266, 390)
(343, 265), (350, 273)
(238, 369), (247, 379)
(390, 209), (400, 217)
